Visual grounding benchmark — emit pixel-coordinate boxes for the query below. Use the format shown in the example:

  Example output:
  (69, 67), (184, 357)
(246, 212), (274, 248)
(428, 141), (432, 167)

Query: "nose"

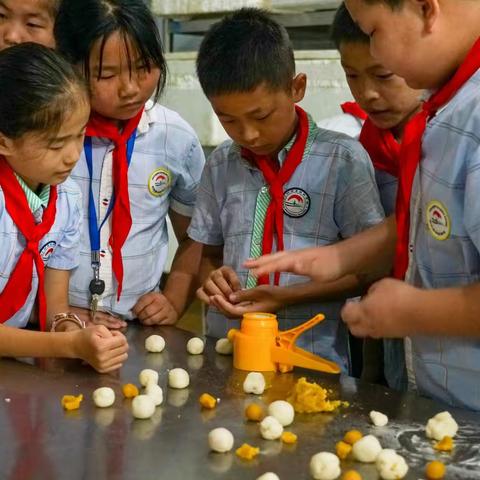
(64, 139), (83, 167)
(2, 24), (25, 47)
(241, 123), (260, 146)
(360, 77), (380, 104)
(118, 72), (141, 100)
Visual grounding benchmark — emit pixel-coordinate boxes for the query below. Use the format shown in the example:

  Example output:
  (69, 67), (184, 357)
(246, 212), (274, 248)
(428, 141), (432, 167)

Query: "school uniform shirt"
(405, 69), (480, 410)
(188, 114), (385, 373)
(69, 101), (205, 318)
(0, 176), (82, 328)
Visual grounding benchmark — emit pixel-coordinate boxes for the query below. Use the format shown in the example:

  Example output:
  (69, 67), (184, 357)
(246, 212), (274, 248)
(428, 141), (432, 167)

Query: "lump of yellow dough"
(426, 411), (458, 441)
(92, 387), (115, 408)
(281, 431), (297, 444)
(145, 334), (165, 353)
(352, 435), (382, 463)
(236, 443), (260, 460)
(268, 400), (294, 427)
(335, 441), (352, 460)
(309, 452), (341, 480)
(139, 368), (159, 387)
(287, 377), (343, 413)
(370, 410), (388, 427)
(434, 436), (454, 452)
(187, 337), (205, 355)
(215, 338), (233, 355)
(260, 416), (284, 440)
(168, 368), (190, 389)
(256, 474), (280, 480)
(208, 427), (234, 453)
(425, 460), (446, 479)
(131, 395), (156, 419)
(61, 394), (83, 411)
(243, 372), (266, 394)
(199, 393), (217, 409)
(122, 383), (139, 398)
(342, 471), (362, 480)
(343, 430), (363, 445)
(245, 403), (265, 422)
(376, 449), (409, 479)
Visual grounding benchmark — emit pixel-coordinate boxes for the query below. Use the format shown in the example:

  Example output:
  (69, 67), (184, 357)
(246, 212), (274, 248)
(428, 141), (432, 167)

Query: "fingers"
(196, 287), (211, 305)
(133, 294), (177, 325)
(221, 267), (242, 292)
(229, 288), (256, 303)
(90, 312), (127, 329)
(132, 293), (156, 317)
(210, 295), (244, 318)
(341, 302), (373, 338)
(244, 251), (292, 279)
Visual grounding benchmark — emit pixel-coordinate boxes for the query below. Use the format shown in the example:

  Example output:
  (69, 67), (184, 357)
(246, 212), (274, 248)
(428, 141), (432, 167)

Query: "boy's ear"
(413, 0), (440, 33)
(0, 133), (14, 157)
(291, 73), (307, 103)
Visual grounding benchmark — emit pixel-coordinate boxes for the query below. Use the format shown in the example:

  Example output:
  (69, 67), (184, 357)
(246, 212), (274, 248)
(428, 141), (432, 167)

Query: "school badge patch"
(426, 200), (451, 241)
(39, 241), (56, 262)
(283, 188), (310, 218)
(148, 168), (172, 197)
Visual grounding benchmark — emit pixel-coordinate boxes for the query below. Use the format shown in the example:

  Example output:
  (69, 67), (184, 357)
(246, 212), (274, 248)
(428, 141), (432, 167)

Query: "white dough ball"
(139, 368), (159, 387)
(168, 368), (190, 389)
(208, 427), (234, 453)
(370, 410), (389, 427)
(426, 411), (458, 441)
(92, 387), (115, 408)
(352, 434), (383, 463)
(145, 383), (163, 406)
(309, 452), (341, 480)
(215, 338), (233, 355)
(376, 449), (409, 479)
(260, 415), (284, 440)
(256, 473), (280, 480)
(243, 372), (266, 394)
(268, 400), (295, 427)
(132, 394), (156, 419)
(145, 334), (165, 353)
(187, 337), (205, 355)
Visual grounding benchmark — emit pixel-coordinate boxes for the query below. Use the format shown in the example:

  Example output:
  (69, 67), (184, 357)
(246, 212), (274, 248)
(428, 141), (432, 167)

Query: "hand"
(73, 325), (129, 373)
(132, 292), (178, 326)
(210, 285), (284, 318)
(196, 266), (242, 305)
(341, 278), (419, 338)
(69, 306), (127, 330)
(244, 246), (343, 283)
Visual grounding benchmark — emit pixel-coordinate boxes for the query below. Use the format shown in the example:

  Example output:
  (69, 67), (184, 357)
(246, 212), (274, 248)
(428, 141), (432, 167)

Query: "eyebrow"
(216, 106), (266, 117)
(49, 122), (89, 143)
(0, 1), (50, 19)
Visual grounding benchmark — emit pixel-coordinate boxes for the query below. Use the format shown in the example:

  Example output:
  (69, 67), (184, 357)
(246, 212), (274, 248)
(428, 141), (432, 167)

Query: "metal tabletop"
(0, 324), (479, 480)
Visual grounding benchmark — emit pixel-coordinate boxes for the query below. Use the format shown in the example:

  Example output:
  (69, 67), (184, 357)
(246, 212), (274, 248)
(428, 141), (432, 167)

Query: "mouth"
(121, 101), (144, 110)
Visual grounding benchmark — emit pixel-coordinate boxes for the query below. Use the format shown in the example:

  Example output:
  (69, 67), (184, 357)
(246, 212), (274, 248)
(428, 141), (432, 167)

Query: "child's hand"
(210, 285), (284, 318)
(69, 306), (127, 330)
(73, 325), (128, 373)
(196, 266), (242, 305)
(244, 246), (342, 283)
(132, 292), (178, 326)
(341, 278), (419, 338)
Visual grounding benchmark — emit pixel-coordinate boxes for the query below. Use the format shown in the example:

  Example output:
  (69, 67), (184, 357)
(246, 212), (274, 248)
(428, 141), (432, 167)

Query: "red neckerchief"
(86, 107), (144, 299)
(0, 157), (58, 331)
(342, 101), (401, 177)
(394, 37), (480, 279)
(241, 105), (309, 285)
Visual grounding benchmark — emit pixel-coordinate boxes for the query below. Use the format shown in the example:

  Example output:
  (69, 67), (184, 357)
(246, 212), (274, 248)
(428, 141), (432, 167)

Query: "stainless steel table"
(1, 324), (479, 480)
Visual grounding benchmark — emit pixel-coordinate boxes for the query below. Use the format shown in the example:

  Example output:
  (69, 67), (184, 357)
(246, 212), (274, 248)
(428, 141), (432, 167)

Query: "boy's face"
(0, 0), (55, 51)
(340, 41), (422, 132)
(345, 0), (445, 89)
(209, 76), (306, 157)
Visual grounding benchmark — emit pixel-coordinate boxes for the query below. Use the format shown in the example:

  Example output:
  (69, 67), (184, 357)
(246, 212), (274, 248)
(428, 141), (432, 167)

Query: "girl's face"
(0, 95), (90, 191)
(0, 0), (55, 51)
(88, 31), (161, 122)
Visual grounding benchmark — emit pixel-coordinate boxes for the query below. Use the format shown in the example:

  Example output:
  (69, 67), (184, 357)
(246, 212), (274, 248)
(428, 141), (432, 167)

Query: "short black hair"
(46, 0), (61, 17)
(54, 0), (166, 98)
(0, 43), (87, 140)
(363, 0), (403, 8)
(331, 3), (369, 49)
(196, 8), (295, 98)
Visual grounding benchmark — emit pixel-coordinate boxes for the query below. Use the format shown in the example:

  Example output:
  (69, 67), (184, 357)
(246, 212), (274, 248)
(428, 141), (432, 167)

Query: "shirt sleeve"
(464, 143), (480, 251)
(169, 135), (206, 217)
(47, 187), (83, 271)
(334, 140), (386, 238)
(187, 152), (225, 246)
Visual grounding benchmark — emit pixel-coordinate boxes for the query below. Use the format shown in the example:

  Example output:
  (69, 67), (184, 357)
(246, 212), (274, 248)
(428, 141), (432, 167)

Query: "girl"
(0, 43), (128, 373)
(55, 0), (205, 329)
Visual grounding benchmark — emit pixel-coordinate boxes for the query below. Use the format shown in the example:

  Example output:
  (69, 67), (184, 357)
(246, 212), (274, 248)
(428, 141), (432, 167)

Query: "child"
(188, 8), (385, 373)
(0, 43), (128, 373)
(55, 0), (205, 328)
(0, 0), (57, 51)
(248, 0), (480, 410)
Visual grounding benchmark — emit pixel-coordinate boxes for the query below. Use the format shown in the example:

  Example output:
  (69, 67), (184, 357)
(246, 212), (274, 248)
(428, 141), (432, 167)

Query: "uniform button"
(409, 244), (414, 253)
(261, 186), (268, 193)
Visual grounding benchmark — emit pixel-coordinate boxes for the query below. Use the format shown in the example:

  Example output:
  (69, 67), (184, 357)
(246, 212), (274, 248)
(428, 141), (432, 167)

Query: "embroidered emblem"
(426, 200), (451, 241)
(283, 188), (310, 218)
(148, 168), (172, 197)
(39, 241), (56, 262)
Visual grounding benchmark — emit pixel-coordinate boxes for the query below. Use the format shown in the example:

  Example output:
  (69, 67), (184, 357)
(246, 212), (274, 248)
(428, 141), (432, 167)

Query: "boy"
(0, 0), (57, 51)
(188, 8), (385, 373)
(247, 0), (480, 410)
